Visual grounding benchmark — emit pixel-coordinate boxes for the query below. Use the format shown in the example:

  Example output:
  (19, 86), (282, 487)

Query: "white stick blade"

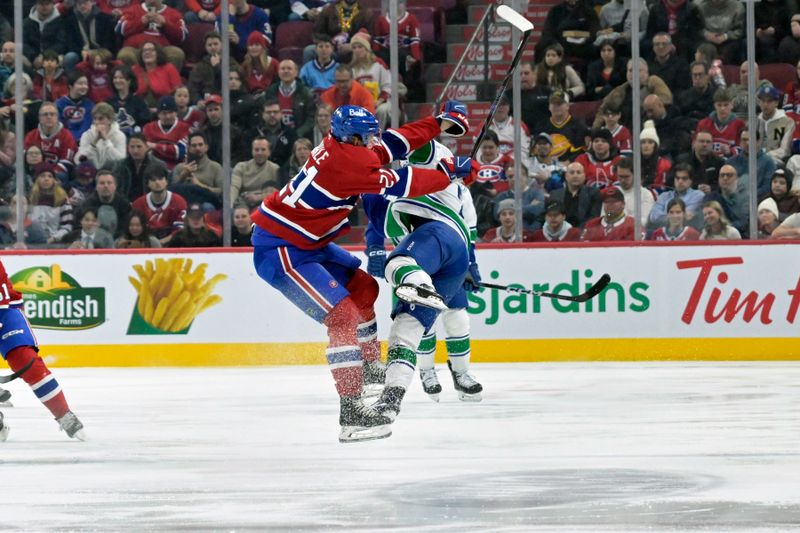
(496, 5), (534, 32)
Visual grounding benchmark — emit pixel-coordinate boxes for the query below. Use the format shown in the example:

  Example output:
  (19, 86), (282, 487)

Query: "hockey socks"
(324, 298), (364, 397)
(5, 346), (70, 419)
(417, 333), (437, 370)
(346, 270), (381, 364)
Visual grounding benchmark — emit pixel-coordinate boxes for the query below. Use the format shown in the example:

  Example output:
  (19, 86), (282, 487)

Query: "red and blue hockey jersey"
(0, 260), (23, 310)
(252, 117), (451, 249)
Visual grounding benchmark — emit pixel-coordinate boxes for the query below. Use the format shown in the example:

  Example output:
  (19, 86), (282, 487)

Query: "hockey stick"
(470, 5), (535, 158)
(480, 274), (612, 303)
(0, 357), (35, 384)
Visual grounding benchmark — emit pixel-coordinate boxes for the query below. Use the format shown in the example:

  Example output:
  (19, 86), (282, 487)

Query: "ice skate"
(372, 386), (406, 422)
(419, 368), (442, 402)
(57, 411), (87, 441)
(0, 411), (8, 442)
(362, 360), (386, 398)
(394, 283), (448, 311)
(338, 396), (392, 443)
(0, 387), (12, 407)
(448, 360), (482, 402)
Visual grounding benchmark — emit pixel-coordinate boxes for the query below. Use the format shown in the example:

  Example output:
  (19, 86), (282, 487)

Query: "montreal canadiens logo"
(477, 164), (504, 182)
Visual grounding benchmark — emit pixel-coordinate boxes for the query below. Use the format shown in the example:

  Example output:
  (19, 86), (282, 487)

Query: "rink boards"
(1, 242), (798, 366)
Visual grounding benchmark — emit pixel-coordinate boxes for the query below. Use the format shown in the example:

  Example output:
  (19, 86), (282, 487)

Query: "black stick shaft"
(470, 24), (533, 158)
(480, 274), (611, 303)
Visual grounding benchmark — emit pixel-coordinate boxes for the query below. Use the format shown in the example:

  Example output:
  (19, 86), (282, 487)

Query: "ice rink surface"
(1, 362), (799, 532)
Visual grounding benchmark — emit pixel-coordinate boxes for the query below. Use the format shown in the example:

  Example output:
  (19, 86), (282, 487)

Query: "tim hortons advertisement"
(0, 244), (798, 363)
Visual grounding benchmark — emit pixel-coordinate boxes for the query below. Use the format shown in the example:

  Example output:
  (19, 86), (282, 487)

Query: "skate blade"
(0, 400), (13, 408)
(361, 384), (383, 399)
(0, 425), (9, 442)
(394, 285), (448, 311)
(339, 424), (392, 443)
(457, 391), (482, 402)
(70, 429), (88, 441)
(426, 392), (440, 403)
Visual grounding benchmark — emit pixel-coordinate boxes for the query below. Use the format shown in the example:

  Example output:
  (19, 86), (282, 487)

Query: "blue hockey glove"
(436, 100), (469, 137)
(463, 262), (482, 293)
(365, 245), (387, 278)
(439, 156), (479, 183)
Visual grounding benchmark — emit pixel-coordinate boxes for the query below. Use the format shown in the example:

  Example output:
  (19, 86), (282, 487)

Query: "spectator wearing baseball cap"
(481, 199), (536, 243)
(574, 127), (620, 189)
(580, 186), (636, 241)
(537, 89), (590, 162)
(169, 202), (222, 248)
(758, 84), (794, 164)
(532, 200), (580, 242)
(142, 95), (191, 171)
(528, 132), (566, 194)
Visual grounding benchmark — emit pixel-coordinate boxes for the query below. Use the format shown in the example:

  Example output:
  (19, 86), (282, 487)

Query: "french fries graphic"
(128, 258), (226, 333)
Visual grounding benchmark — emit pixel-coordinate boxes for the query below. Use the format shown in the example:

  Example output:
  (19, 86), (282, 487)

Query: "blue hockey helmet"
(331, 105), (381, 144)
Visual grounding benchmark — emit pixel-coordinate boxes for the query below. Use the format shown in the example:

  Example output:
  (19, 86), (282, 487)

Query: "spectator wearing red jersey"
(695, 88), (745, 158)
(575, 128), (619, 190)
(532, 200), (581, 242)
(581, 186), (636, 241)
(474, 129), (513, 196)
(241, 31), (278, 96)
(648, 197), (700, 241)
(372, 0), (421, 82)
(131, 165), (187, 244)
(75, 49), (119, 104)
(116, 0), (187, 71)
(639, 120), (671, 191)
(184, 0), (221, 24)
(142, 95), (190, 171)
(132, 41), (182, 110)
(174, 86), (205, 131)
(598, 105), (631, 156)
(482, 199), (536, 243)
(24, 101), (78, 181)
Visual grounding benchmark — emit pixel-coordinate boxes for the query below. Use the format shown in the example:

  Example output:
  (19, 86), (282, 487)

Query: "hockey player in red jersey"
(251, 102), (477, 443)
(0, 260), (85, 442)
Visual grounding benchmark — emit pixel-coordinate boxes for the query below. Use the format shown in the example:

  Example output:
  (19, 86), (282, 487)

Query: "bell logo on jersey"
(10, 264), (105, 330)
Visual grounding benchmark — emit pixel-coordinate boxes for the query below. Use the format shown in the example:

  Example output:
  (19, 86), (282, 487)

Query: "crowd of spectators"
(3, 0), (800, 248)
(473, 0), (800, 242)
(0, 0), (423, 248)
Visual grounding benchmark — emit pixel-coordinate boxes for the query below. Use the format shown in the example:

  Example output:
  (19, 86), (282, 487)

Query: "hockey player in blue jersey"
(250, 102), (477, 442)
(363, 139), (484, 423)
